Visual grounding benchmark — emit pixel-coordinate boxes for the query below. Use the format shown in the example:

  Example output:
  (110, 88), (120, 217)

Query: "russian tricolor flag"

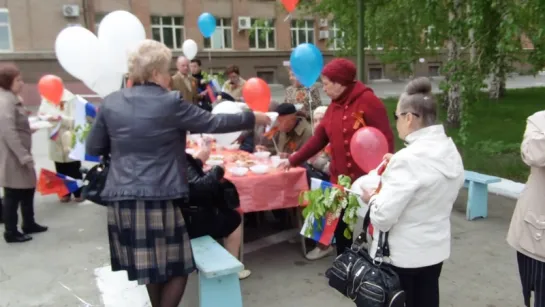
(300, 178), (374, 246)
(49, 122), (61, 141)
(68, 95), (100, 162)
(37, 169), (83, 199)
(300, 178), (342, 246)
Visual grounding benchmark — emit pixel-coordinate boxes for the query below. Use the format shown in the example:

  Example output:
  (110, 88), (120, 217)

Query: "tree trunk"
(489, 56), (507, 99)
(446, 0), (463, 128)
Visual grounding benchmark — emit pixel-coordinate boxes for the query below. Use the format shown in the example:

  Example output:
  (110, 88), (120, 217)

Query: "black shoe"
(4, 231), (32, 243)
(22, 223), (48, 234)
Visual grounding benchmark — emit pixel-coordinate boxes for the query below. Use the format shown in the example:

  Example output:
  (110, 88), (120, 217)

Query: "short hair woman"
(0, 63), (48, 243)
(86, 40), (271, 307)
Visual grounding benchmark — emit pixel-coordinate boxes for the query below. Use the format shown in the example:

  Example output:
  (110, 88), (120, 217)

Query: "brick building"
(0, 0), (535, 104)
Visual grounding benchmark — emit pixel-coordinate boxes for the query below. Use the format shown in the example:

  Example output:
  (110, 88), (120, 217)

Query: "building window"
(368, 67), (384, 80)
(425, 26), (439, 49)
(290, 20), (315, 48)
(151, 16), (184, 50)
(0, 9), (13, 52)
(249, 19), (276, 50)
(256, 70), (275, 83)
(328, 22), (344, 50)
(428, 65), (441, 77)
(204, 18), (232, 50)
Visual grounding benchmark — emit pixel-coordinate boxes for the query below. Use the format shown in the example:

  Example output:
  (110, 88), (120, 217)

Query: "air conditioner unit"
(319, 18), (328, 27)
(62, 4), (80, 17)
(238, 16), (252, 31)
(319, 30), (330, 40)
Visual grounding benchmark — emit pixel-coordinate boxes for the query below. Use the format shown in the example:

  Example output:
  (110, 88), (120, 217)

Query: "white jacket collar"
(405, 125), (446, 145)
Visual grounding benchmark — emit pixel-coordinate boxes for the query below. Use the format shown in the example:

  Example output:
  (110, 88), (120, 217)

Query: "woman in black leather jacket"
(182, 149), (251, 279)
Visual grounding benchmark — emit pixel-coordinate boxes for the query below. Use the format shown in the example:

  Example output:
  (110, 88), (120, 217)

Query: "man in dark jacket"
(181, 149), (251, 279)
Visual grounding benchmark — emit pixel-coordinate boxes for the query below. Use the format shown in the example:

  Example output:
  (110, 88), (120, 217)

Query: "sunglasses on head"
(394, 112), (420, 121)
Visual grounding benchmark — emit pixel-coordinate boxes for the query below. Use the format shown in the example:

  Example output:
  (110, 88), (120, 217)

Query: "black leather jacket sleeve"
(86, 108), (111, 157)
(187, 156), (225, 205)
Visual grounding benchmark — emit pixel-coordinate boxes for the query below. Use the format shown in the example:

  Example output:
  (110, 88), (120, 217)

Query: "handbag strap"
(351, 208), (391, 258)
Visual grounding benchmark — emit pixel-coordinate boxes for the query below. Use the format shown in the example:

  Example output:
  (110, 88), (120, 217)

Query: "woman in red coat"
(286, 58), (395, 255)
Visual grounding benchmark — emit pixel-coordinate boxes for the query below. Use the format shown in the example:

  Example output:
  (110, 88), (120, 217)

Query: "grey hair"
(398, 77), (437, 127)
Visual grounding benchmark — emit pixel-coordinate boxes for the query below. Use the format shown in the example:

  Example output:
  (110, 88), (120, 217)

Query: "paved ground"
(0, 129), (529, 307)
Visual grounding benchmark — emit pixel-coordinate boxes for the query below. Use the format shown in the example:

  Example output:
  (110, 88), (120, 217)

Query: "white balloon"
(98, 10), (146, 74)
(55, 27), (101, 84)
(211, 101), (243, 146)
(85, 53), (124, 98)
(182, 39), (198, 60)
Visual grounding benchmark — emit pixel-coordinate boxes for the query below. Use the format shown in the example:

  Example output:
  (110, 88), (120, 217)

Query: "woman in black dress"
(86, 39), (270, 307)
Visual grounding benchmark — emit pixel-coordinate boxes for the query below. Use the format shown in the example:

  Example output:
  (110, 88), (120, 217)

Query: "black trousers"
(392, 262), (443, 307)
(517, 251), (545, 307)
(334, 210), (353, 255)
(55, 161), (83, 197)
(3, 188), (36, 233)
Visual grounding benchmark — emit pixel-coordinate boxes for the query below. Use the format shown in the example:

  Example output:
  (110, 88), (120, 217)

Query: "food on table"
(209, 154), (224, 161)
(205, 159), (224, 167)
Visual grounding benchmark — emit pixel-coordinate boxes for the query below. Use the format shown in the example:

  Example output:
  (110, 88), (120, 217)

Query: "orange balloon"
(38, 75), (64, 105)
(282, 0), (299, 12)
(242, 77), (271, 112)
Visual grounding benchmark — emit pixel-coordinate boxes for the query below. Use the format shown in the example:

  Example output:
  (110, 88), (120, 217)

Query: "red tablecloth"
(226, 166), (309, 213)
(193, 147), (309, 213)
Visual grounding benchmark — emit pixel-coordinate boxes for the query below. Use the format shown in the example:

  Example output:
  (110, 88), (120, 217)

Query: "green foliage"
(71, 123), (92, 148)
(300, 175), (361, 240)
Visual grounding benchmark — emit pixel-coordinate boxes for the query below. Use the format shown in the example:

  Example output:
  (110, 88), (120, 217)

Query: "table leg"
(295, 207), (307, 256)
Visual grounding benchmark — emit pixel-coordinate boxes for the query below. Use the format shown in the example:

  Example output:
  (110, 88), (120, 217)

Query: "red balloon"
(350, 127), (389, 173)
(38, 75), (64, 105)
(242, 77), (271, 112)
(282, 0), (299, 12)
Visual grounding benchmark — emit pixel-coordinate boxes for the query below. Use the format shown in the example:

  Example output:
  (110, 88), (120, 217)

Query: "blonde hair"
(128, 39), (172, 84)
(313, 106), (328, 119)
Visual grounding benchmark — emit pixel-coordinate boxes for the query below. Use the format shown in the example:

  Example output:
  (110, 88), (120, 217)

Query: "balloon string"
(284, 14), (291, 22)
(307, 88), (314, 135)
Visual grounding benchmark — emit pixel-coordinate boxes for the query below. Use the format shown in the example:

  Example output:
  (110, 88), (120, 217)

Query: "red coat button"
(350, 173), (355, 178)
(345, 105), (349, 110)
(343, 116), (347, 120)
(343, 128), (347, 133)
(346, 152), (351, 157)
(347, 163), (352, 168)
(344, 140), (349, 145)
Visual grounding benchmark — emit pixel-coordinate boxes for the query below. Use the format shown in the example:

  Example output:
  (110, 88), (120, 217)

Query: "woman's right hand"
(383, 153), (393, 162)
(254, 112), (272, 126)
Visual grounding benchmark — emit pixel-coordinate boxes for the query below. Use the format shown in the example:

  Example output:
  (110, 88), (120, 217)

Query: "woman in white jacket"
(361, 77), (464, 307)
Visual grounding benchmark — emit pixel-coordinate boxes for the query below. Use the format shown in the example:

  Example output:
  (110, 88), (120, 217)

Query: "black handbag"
(325, 210), (405, 307)
(81, 156), (110, 206)
(220, 179), (240, 210)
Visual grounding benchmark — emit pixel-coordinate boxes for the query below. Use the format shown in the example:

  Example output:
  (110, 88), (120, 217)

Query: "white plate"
(29, 121), (53, 130)
(206, 159), (224, 166)
(186, 148), (196, 155)
(253, 151), (271, 159)
(250, 164), (269, 174)
(228, 167), (248, 177)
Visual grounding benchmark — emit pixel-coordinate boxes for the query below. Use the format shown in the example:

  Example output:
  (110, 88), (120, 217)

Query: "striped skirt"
(517, 252), (545, 307)
(107, 199), (196, 285)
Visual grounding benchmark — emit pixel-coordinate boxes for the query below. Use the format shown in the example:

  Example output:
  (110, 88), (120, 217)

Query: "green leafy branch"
(299, 175), (361, 240)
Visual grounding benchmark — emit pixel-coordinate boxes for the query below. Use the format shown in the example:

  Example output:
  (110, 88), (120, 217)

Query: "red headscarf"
(321, 58), (357, 86)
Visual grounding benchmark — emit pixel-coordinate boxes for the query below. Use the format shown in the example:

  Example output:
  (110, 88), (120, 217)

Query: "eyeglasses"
(393, 112), (420, 121)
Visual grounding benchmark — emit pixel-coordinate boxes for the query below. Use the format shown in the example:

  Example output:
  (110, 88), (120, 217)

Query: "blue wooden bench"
(191, 235), (244, 307)
(464, 171), (501, 220)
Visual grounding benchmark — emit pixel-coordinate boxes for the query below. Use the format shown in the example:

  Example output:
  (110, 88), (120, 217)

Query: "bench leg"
(466, 182), (489, 220)
(199, 273), (243, 307)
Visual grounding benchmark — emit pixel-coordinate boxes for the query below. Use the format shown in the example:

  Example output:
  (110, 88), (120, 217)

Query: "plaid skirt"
(107, 199), (196, 285)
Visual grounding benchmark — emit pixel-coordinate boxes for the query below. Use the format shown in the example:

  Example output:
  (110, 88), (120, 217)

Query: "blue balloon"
(198, 13), (217, 38)
(289, 43), (324, 88)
